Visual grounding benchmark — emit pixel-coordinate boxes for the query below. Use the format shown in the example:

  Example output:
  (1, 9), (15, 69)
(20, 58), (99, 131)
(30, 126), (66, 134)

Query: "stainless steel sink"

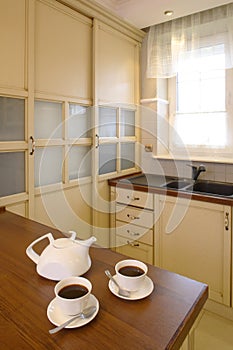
(188, 181), (233, 196)
(163, 179), (193, 189)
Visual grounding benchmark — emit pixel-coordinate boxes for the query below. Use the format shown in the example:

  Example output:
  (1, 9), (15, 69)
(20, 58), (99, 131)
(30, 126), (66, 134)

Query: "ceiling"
(94, 0), (232, 28)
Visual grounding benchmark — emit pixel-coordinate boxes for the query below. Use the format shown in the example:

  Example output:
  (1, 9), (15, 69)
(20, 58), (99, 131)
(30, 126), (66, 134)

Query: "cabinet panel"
(0, 0), (25, 89)
(116, 204), (154, 229)
(35, 1), (92, 99)
(159, 197), (231, 305)
(116, 188), (153, 209)
(98, 23), (137, 104)
(116, 235), (153, 264)
(116, 221), (153, 245)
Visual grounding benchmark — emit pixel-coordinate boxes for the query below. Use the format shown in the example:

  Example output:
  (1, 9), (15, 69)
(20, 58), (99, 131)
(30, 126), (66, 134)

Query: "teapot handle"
(26, 233), (54, 264)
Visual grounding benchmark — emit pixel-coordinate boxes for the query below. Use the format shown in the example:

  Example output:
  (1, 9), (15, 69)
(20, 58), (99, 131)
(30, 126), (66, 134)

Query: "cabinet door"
(159, 196), (231, 306)
(0, 0), (26, 90)
(97, 22), (139, 104)
(35, 0), (92, 100)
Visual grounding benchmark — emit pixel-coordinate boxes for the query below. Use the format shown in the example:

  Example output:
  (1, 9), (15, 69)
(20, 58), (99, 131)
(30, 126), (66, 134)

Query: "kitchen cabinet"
(35, 0), (92, 100)
(96, 21), (140, 105)
(158, 195), (231, 306)
(110, 187), (154, 264)
(0, 0), (144, 236)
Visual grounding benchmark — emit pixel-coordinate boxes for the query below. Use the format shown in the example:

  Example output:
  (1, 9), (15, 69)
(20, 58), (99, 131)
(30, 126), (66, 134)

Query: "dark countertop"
(108, 172), (233, 206)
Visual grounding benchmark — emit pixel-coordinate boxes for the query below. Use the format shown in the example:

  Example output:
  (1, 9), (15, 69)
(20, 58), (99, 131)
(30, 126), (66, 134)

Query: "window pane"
(99, 107), (117, 137)
(121, 143), (135, 170)
(99, 144), (117, 175)
(121, 109), (135, 136)
(177, 47), (225, 114)
(68, 104), (91, 139)
(34, 101), (62, 139)
(0, 97), (25, 141)
(173, 112), (227, 147)
(0, 152), (25, 196)
(34, 147), (63, 187)
(68, 145), (91, 180)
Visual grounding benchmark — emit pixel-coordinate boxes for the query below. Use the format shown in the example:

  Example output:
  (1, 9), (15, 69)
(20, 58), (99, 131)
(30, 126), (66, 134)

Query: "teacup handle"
(26, 233), (54, 264)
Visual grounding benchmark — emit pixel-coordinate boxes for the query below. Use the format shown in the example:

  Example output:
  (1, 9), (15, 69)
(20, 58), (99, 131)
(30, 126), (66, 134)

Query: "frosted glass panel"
(121, 143), (135, 170)
(34, 147), (63, 187)
(99, 107), (116, 137)
(0, 152), (25, 196)
(99, 144), (117, 175)
(68, 104), (91, 139)
(0, 97), (25, 141)
(121, 109), (135, 136)
(69, 145), (91, 180)
(34, 101), (62, 139)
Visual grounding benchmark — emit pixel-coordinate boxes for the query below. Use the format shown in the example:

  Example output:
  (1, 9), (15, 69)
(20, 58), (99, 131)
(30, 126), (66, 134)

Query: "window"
(169, 46), (232, 155)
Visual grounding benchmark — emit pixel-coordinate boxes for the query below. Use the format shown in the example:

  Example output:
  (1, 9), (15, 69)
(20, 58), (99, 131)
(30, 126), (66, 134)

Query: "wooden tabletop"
(0, 209), (208, 350)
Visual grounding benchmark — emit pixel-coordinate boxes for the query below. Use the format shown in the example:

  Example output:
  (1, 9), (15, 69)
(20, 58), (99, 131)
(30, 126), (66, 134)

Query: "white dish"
(108, 275), (154, 300)
(47, 294), (99, 329)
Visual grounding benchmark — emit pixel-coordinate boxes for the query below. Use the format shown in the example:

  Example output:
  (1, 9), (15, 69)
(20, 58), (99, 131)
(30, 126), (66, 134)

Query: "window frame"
(167, 68), (233, 158)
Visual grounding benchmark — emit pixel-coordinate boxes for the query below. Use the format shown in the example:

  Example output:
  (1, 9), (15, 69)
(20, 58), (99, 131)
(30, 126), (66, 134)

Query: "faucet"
(187, 164), (206, 181)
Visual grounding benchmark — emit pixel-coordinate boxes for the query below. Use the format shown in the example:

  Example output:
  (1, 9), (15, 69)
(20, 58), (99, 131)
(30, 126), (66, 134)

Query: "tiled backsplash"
(141, 156), (233, 183)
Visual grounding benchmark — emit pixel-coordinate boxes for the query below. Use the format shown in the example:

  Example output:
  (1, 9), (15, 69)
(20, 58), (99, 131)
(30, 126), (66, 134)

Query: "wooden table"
(0, 209), (208, 350)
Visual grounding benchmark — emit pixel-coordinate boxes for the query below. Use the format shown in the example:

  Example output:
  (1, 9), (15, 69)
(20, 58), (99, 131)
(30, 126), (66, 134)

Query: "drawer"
(116, 221), (153, 245)
(115, 235), (153, 264)
(116, 204), (154, 229)
(116, 188), (153, 209)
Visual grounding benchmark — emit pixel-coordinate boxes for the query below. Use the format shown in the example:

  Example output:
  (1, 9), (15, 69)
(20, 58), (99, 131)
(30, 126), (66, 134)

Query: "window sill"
(152, 154), (233, 165)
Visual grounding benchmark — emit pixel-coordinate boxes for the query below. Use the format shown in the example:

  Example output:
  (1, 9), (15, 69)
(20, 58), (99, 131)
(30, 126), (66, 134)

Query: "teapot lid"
(53, 238), (74, 249)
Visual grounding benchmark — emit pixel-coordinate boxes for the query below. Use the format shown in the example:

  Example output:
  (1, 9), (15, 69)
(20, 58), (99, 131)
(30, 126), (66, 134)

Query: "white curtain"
(147, 3), (233, 78)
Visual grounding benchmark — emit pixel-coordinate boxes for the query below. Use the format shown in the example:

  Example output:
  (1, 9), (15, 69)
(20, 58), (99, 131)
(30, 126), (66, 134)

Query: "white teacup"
(54, 276), (92, 315)
(115, 259), (147, 292)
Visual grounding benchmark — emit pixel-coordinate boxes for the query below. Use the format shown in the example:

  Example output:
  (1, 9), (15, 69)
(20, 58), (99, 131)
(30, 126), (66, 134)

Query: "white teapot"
(26, 231), (97, 281)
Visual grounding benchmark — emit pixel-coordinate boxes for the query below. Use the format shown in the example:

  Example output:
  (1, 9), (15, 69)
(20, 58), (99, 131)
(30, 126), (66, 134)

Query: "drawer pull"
(127, 240), (140, 247)
(127, 229), (140, 237)
(127, 214), (140, 220)
(127, 195), (140, 201)
(225, 212), (229, 231)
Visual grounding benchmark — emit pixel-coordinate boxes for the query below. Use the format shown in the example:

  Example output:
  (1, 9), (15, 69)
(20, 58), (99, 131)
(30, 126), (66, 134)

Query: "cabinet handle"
(225, 212), (229, 231)
(30, 136), (35, 155)
(127, 229), (140, 237)
(95, 134), (99, 148)
(126, 195), (140, 201)
(127, 214), (140, 220)
(127, 240), (140, 247)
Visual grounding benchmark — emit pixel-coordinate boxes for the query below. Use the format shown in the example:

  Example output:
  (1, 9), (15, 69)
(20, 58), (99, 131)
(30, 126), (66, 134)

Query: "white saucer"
(47, 294), (99, 329)
(108, 275), (154, 300)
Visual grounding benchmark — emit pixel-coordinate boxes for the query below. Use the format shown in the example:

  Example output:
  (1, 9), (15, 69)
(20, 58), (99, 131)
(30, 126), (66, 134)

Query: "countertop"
(108, 172), (233, 206)
(0, 208), (208, 350)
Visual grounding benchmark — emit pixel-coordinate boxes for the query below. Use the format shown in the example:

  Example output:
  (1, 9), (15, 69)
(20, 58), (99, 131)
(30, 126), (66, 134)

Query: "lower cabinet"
(158, 195), (232, 306)
(110, 186), (154, 264)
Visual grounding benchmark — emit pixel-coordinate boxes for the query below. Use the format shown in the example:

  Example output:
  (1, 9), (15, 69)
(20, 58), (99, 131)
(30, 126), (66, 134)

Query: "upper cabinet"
(35, 0), (92, 101)
(96, 22), (140, 105)
(0, 0), (26, 91)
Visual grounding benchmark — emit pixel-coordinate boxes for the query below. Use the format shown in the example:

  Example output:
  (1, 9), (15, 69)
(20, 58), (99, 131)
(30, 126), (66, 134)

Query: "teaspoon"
(49, 305), (97, 334)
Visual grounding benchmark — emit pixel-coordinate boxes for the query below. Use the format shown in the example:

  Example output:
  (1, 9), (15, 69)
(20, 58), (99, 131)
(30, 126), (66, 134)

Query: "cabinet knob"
(127, 214), (140, 220)
(225, 212), (229, 231)
(127, 240), (140, 247)
(127, 229), (140, 237)
(127, 195), (140, 201)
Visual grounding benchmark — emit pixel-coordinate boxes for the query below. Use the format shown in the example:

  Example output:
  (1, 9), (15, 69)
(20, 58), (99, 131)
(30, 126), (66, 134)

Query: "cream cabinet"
(97, 22), (140, 105)
(110, 187), (154, 264)
(0, 0), (144, 234)
(158, 195), (232, 306)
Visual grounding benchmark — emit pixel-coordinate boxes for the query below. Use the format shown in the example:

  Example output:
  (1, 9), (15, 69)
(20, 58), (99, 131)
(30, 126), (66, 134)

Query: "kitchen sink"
(188, 181), (233, 196)
(163, 179), (193, 189)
